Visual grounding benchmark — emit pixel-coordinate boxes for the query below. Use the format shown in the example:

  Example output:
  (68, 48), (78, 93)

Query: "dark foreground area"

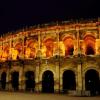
(0, 92), (100, 100)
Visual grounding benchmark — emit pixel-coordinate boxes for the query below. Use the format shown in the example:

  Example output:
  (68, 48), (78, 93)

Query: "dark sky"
(0, 0), (100, 34)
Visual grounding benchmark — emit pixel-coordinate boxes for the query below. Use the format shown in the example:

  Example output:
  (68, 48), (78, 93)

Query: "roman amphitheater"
(0, 19), (100, 96)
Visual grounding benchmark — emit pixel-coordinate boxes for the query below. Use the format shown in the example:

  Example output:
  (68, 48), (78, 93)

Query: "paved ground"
(0, 92), (100, 100)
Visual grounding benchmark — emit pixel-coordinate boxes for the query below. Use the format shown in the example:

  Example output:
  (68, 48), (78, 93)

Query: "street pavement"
(0, 91), (100, 100)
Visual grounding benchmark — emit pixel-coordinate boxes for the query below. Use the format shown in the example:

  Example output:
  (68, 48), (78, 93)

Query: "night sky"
(0, 0), (100, 34)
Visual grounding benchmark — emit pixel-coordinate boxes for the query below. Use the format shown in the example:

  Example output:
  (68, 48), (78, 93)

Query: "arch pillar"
(35, 64), (40, 92)
(8, 70), (12, 91)
(60, 70), (63, 92)
(18, 67), (23, 91)
(54, 62), (60, 93)
(6, 70), (10, 90)
(76, 64), (83, 95)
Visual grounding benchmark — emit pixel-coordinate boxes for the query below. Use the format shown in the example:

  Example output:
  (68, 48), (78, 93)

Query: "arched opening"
(25, 71), (35, 91)
(63, 36), (74, 56)
(63, 70), (76, 93)
(43, 38), (54, 58)
(86, 45), (95, 55)
(42, 70), (54, 93)
(11, 71), (19, 91)
(85, 69), (100, 95)
(1, 72), (6, 90)
(84, 35), (95, 55)
(67, 46), (74, 55)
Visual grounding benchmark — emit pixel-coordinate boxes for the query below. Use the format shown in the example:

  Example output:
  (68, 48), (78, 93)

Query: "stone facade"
(0, 19), (100, 96)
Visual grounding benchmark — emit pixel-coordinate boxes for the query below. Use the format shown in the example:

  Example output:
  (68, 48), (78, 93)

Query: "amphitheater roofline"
(0, 17), (100, 38)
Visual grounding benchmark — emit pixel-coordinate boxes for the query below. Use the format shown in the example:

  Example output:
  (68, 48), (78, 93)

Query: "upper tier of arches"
(0, 21), (100, 61)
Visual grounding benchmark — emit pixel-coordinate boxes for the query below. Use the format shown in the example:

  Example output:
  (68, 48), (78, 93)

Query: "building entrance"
(63, 70), (76, 93)
(85, 69), (100, 95)
(25, 71), (35, 91)
(42, 70), (54, 93)
(11, 71), (19, 91)
(1, 72), (6, 90)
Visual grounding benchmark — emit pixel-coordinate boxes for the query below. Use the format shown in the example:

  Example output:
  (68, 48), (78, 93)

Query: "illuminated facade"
(0, 19), (100, 96)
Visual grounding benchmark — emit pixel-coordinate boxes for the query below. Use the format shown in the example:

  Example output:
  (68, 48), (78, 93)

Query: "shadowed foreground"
(0, 92), (100, 100)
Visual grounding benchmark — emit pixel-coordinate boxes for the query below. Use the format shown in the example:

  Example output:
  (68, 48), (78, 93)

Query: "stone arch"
(24, 65), (35, 73)
(62, 67), (77, 75)
(39, 64), (56, 92)
(23, 65), (35, 91)
(1, 72), (7, 90)
(62, 69), (76, 93)
(83, 34), (96, 55)
(83, 66), (99, 76)
(10, 66), (23, 90)
(25, 71), (35, 91)
(43, 37), (54, 58)
(60, 67), (77, 91)
(60, 68), (77, 82)
(42, 70), (54, 93)
(10, 66), (21, 74)
(85, 69), (100, 95)
(62, 35), (74, 56)
(11, 71), (19, 91)
(39, 68), (55, 82)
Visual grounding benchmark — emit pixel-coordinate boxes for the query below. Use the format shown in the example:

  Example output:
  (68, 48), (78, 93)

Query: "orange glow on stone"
(84, 35), (96, 55)
(44, 38), (54, 57)
(25, 39), (37, 58)
(63, 36), (74, 56)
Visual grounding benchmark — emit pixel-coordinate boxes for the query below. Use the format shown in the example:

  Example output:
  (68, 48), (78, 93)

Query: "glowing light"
(63, 36), (74, 56)
(84, 35), (96, 55)
(25, 38), (37, 58)
(43, 38), (54, 57)
(11, 48), (18, 60)
(25, 47), (31, 59)
(2, 51), (8, 61)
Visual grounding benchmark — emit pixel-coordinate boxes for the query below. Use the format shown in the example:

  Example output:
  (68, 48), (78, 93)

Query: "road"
(0, 92), (100, 100)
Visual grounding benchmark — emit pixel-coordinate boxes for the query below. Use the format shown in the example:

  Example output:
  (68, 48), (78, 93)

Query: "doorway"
(42, 70), (54, 93)
(1, 72), (6, 90)
(85, 69), (100, 95)
(25, 71), (35, 91)
(11, 71), (19, 91)
(63, 70), (76, 93)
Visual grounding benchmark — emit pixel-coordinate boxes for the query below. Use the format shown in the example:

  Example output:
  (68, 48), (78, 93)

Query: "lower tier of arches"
(0, 68), (100, 96)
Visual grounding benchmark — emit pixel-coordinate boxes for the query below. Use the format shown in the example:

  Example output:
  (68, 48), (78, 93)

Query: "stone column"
(54, 27), (60, 93)
(35, 62), (40, 92)
(19, 67), (24, 91)
(6, 70), (9, 90)
(35, 31), (41, 92)
(8, 70), (12, 91)
(83, 76), (85, 91)
(77, 64), (83, 95)
(59, 65), (63, 93)
(54, 61), (60, 93)
(76, 24), (80, 55)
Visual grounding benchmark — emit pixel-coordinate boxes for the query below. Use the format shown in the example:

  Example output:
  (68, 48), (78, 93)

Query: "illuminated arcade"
(0, 19), (100, 96)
